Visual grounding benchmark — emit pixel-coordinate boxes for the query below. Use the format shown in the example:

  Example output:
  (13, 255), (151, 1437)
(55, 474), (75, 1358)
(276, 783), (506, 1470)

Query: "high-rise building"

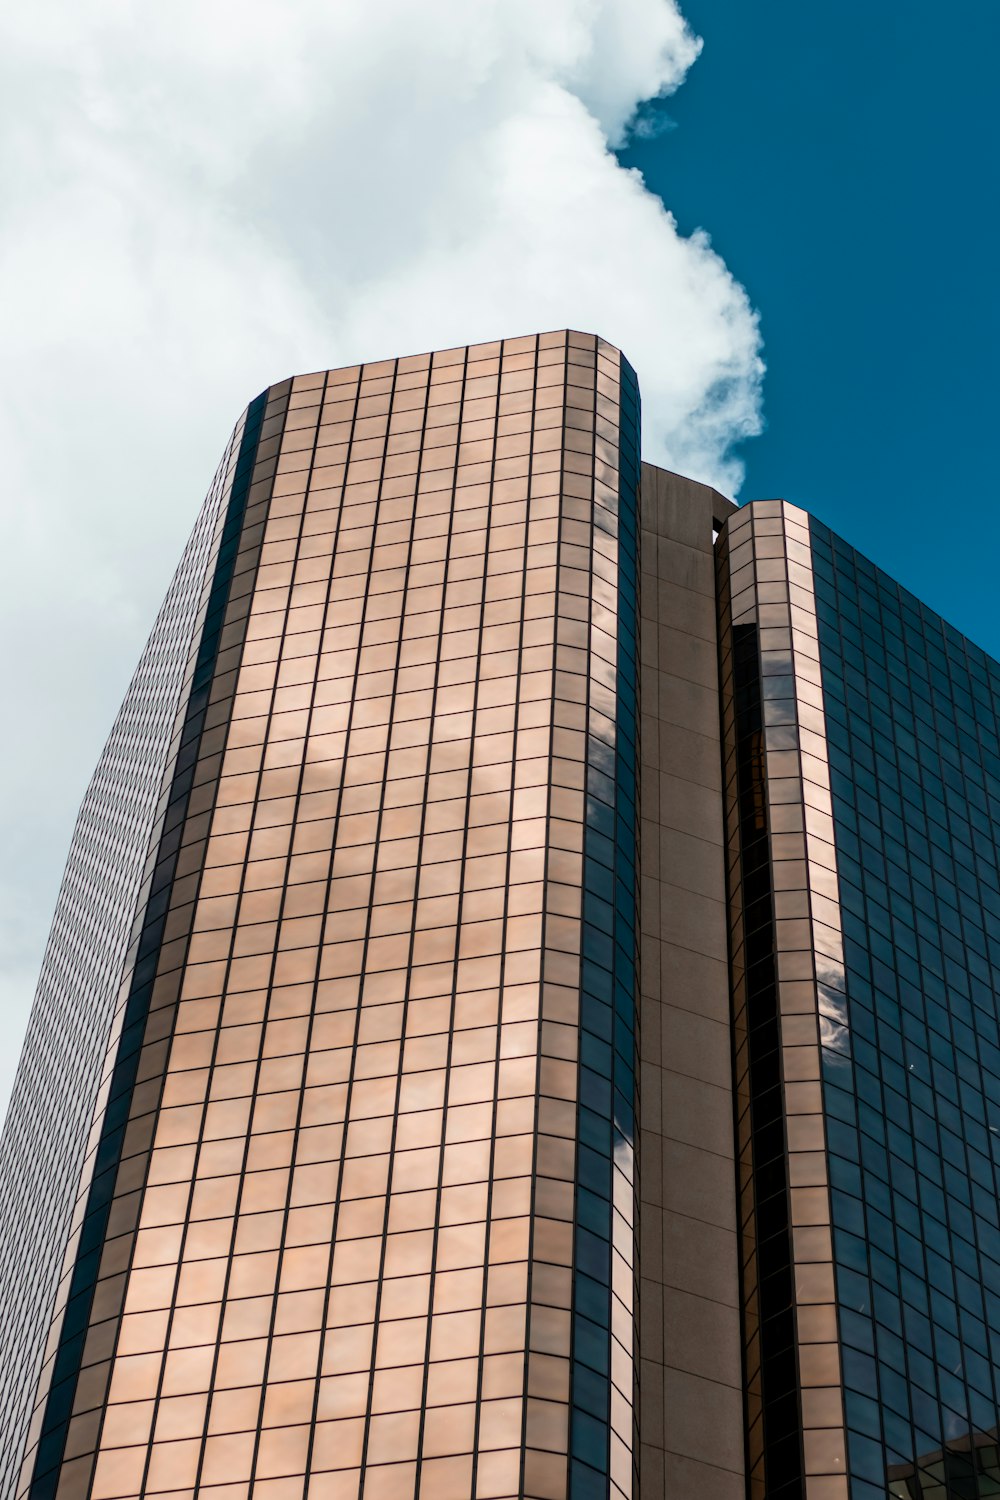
(1, 332), (997, 1500)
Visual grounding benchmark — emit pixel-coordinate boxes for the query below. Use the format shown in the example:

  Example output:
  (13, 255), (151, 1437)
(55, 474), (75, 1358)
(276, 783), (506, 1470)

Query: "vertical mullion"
(467, 334), (539, 1497)
(382, 351), (453, 1493)
(568, 342), (606, 1499)
(459, 335), (524, 1493)
(351, 351), (443, 1495)
(299, 361), (380, 1493)
(188, 381), (325, 1494)
(408, 341), (503, 1498)
(230, 376), (340, 1494)
(519, 331), (571, 1500)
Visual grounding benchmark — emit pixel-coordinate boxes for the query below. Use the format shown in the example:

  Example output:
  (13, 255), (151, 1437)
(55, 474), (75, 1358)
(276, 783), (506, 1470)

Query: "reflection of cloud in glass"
(589, 736), (617, 775)
(591, 656), (617, 691)
(815, 955), (845, 991)
(819, 1015), (851, 1056)
(817, 982), (848, 1026)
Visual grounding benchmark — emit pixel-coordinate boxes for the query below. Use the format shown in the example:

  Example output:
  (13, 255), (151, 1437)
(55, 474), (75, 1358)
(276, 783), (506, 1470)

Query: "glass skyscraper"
(1, 331), (997, 1500)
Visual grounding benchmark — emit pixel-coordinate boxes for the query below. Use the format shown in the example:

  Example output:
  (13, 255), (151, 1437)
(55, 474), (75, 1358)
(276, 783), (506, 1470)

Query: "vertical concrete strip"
(638, 464), (745, 1498)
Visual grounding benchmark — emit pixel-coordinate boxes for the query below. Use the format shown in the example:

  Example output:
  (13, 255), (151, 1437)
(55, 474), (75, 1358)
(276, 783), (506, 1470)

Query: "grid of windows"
(11, 332), (639, 1500)
(718, 500), (850, 1500)
(568, 359), (639, 1500)
(719, 497), (1000, 1500)
(811, 522), (1000, 1500)
(0, 405), (250, 1498)
(18, 329), (997, 1500)
(23, 392), (274, 1498)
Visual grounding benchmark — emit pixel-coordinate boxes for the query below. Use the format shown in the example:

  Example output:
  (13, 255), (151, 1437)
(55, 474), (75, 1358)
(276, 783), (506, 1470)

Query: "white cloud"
(0, 0), (762, 1120)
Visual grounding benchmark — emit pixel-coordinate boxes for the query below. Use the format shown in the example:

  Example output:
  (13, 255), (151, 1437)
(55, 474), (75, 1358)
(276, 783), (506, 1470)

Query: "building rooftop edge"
(249, 329), (630, 412)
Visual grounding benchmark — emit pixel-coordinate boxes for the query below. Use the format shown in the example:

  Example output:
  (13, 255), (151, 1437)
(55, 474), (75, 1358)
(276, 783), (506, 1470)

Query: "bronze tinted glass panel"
(3, 334), (638, 1500)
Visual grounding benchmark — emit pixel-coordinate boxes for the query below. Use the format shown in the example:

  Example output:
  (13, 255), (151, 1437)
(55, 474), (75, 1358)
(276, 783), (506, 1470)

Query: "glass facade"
(568, 358), (639, 1500)
(6, 337), (998, 1500)
(718, 498), (1000, 1500)
(717, 501), (849, 1500)
(0, 411), (249, 1500)
(1, 332), (644, 1500)
(812, 523), (1000, 1500)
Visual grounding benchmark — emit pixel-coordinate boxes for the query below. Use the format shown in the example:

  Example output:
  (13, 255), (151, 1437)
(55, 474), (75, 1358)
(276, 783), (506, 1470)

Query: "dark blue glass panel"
(813, 520), (1000, 1495)
(569, 353), (639, 1499)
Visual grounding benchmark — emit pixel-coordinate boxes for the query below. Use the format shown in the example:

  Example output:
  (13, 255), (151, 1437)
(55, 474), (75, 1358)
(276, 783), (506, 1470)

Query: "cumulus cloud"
(0, 0), (762, 1119)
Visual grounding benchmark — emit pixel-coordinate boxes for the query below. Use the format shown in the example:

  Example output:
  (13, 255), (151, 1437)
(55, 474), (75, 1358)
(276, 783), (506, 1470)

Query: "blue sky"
(622, 0), (1000, 657)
